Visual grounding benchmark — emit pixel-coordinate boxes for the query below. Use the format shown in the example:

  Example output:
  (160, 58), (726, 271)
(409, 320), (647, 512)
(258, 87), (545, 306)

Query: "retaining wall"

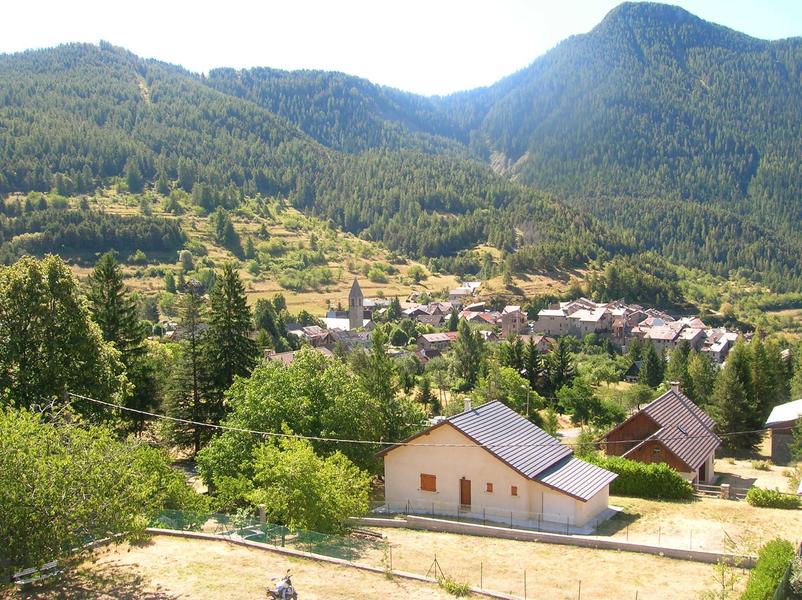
(350, 516), (756, 567)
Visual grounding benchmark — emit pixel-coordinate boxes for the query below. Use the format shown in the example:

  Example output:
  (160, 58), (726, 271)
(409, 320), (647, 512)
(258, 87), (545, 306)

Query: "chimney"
(670, 381), (680, 394)
(464, 397), (472, 412)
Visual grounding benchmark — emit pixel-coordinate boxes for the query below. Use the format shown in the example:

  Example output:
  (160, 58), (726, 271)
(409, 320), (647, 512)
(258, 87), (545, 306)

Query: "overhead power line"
(67, 392), (770, 450)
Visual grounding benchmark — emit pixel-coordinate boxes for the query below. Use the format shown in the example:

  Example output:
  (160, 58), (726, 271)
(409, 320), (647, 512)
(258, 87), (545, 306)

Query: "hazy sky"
(3, 1), (802, 95)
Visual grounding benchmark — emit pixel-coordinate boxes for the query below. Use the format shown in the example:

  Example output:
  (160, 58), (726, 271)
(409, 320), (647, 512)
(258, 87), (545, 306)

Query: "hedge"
(745, 487), (801, 509)
(584, 455), (694, 500)
(741, 539), (796, 600)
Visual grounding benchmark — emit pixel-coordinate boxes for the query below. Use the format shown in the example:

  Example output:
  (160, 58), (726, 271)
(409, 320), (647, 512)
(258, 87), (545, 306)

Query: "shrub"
(745, 487), (800, 509)
(438, 575), (471, 597)
(751, 460), (772, 471)
(790, 556), (802, 597)
(585, 455), (694, 500)
(741, 538), (796, 600)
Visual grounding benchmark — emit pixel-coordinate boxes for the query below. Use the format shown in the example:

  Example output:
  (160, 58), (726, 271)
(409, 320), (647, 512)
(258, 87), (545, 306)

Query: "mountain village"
(4, 2), (802, 599)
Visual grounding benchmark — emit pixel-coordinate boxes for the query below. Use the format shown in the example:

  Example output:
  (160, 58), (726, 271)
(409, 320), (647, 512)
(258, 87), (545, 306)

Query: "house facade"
(765, 399), (802, 464)
(601, 385), (720, 483)
(379, 401), (616, 529)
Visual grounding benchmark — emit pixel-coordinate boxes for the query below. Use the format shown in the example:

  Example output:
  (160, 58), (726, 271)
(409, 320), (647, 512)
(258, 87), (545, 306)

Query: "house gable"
(603, 411), (660, 457)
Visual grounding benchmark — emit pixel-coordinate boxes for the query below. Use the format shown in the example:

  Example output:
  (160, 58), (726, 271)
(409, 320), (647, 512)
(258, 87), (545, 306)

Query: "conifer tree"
(87, 252), (145, 360)
(523, 336), (542, 390)
(547, 338), (575, 395)
(87, 252), (154, 431)
(687, 350), (716, 406)
(452, 319), (485, 389)
(165, 282), (207, 453)
(202, 263), (257, 423)
(665, 340), (691, 392)
(710, 363), (757, 449)
(638, 341), (664, 388)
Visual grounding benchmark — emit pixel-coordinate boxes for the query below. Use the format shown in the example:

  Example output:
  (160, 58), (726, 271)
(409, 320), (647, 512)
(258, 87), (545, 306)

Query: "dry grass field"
(11, 536), (462, 600)
(363, 526), (739, 600)
(600, 495), (802, 553)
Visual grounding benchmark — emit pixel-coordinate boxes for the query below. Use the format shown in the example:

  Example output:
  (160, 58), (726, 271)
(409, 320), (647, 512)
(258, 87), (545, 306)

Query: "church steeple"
(348, 277), (364, 330)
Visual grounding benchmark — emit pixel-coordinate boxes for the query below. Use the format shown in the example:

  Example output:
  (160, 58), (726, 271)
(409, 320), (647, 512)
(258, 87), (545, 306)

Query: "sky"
(3, 1), (802, 96)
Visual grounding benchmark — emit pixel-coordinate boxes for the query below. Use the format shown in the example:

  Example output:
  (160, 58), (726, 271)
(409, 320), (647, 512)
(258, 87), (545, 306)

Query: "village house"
(417, 331), (459, 352)
(765, 399), (802, 464)
(600, 384), (720, 483)
(448, 287), (473, 308)
(287, 325), (332, 347)
(264, 346), (334, 365)
(500, 305), (527, 338)
(519, 334), (555, 353)
(379, 400), (617, 529)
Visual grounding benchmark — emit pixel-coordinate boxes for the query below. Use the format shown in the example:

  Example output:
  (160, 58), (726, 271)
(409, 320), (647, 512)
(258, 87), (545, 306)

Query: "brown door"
(460, 478), (471, 506)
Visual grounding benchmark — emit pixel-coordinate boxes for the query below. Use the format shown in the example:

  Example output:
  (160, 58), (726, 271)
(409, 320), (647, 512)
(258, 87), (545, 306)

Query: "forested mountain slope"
(449, 3), (802, 232)
(0, 42), (623, 272)
(3, 3), (802, 291)
(206, 67), (467, 155)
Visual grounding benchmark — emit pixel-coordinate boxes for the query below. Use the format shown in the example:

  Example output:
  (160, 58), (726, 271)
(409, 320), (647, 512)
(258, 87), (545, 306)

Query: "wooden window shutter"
(420, 473), (436, 492)
(486, 482), (493, 493)
(511, 485), (518, 496)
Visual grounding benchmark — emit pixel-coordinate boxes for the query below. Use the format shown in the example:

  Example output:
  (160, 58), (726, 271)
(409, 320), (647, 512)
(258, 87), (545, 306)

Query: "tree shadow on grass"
(18, 561), (181, 600)
(594, 510), (641, 536)
(290, 533), (386, 562)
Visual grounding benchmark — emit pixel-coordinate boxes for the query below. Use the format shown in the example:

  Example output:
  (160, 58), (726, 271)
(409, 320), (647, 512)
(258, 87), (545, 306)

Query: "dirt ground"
(714, 435), (797, 492)
(364, 526), (741, 600)
(9, 536), (461, 600)
(600, 495), (802, 553)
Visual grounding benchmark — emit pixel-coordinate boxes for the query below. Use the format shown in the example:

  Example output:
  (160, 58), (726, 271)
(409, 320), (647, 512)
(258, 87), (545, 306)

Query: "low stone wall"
(145, 528), (516, 600)
(351, 516), (756, 567)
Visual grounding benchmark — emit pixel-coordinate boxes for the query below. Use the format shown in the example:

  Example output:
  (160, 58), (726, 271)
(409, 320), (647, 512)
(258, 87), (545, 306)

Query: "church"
(320, 278), (373, 331)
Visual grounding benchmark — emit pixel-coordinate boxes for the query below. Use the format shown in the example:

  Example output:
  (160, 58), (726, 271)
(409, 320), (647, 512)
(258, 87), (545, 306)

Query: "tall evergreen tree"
(447, 309), (459, 332)
(202, 263), (258, 422)
(87, 252), (145, 360)
(687, 350), (717, 406)
(452, 319), (485, 389)
(665, 340), (691, 392)
(547, 338), (575, 395)
(165, 283), (207, 453)
(523, 337), (542, 391)
(710, 362), (758, 449)
(87, 252), (154, 431)
(638, 342), (664, 388)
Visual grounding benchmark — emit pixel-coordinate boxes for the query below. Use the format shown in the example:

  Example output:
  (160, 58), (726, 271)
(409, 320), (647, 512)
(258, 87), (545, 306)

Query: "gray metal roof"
(448, 401), (572, 479)
(535, 456), (618, 501)
(626, 389), (720, 469)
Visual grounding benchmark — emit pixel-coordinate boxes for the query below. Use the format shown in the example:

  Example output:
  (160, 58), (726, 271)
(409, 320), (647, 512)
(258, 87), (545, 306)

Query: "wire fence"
(368, 500), (600, 534)
(147, 509), (718, 599)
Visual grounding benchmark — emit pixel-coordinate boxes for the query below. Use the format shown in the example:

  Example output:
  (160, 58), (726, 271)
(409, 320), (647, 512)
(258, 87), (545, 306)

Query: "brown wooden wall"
(604, 413), (659, 456)
(626, 440), (689, 473)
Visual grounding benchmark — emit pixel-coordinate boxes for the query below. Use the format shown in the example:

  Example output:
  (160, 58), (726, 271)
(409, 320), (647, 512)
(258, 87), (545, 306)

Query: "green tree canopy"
(248, 437), (371, 533)
(0, 407), (206, 579)
(0, 255), (129, 411)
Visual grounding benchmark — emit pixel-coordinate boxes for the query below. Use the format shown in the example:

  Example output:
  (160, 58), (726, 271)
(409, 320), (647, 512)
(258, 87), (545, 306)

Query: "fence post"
(524, 570), (527, 599)
(432, 502), (434, 517)
(457, 504), (461, 522)
(720, 483), (730, 500)
(406, 499), (410, 514)
(480, 562), (483, 589)
(510, 511), (513, 528)
(578, 580), (582, 599)
(626, 524), (629, 541)
(258, 504), (266, 524)
(483, 507), (486, 526)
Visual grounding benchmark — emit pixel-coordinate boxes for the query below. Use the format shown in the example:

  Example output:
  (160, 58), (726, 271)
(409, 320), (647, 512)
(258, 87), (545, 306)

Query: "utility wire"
(67, 392), (771, 450)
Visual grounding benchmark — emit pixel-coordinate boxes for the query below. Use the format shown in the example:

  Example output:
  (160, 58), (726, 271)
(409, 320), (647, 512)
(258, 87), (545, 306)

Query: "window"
(420, 473), (436, 492)
(652, 447), (662, 457)
(511, 485), (518, 497)
(486, 482), (493, 493)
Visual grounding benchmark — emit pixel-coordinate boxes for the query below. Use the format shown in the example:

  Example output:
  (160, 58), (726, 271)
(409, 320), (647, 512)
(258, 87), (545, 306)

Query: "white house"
(378, 401), (617, 530)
